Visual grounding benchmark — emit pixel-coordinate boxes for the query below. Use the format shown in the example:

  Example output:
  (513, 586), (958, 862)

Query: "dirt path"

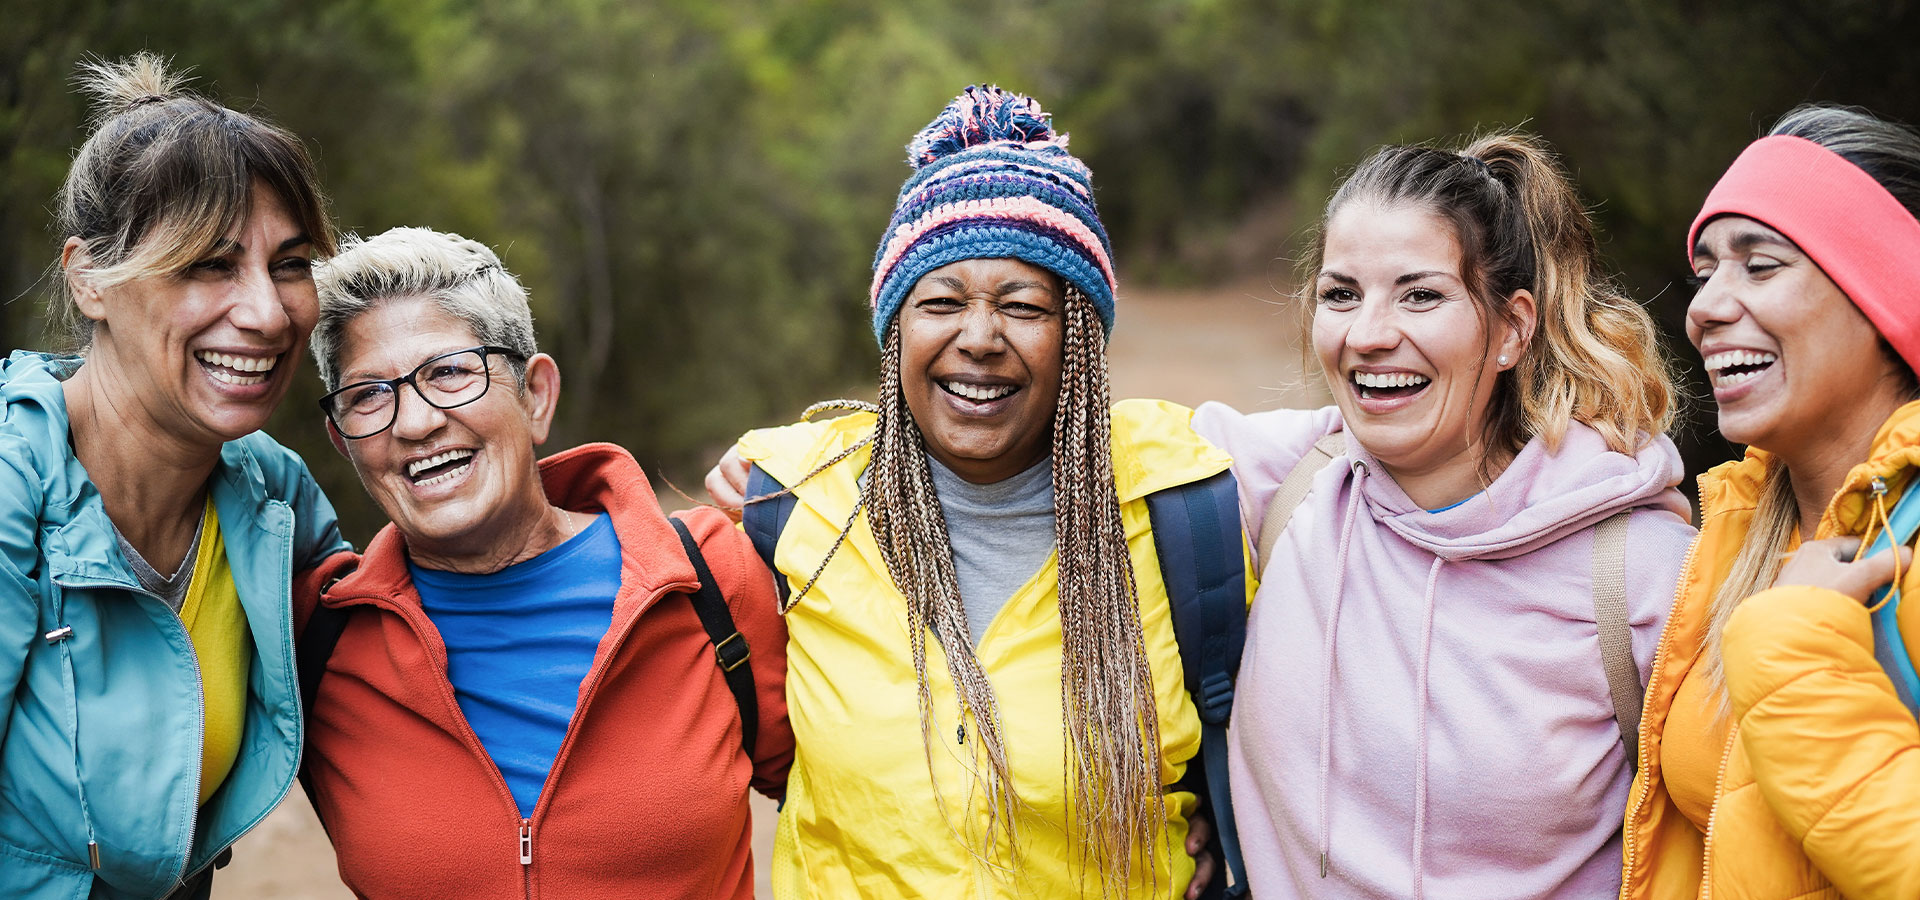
(213, 276), (1323, 899)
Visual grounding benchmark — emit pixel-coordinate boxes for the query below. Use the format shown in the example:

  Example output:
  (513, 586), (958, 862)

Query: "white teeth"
(943, 381), (1016, 401)
(407, 449), (475, 478)
(1352, 371), (1431, 389)
(206, 368), (267, 386)
(195, 350), (278, 373)
(1703, 350), (1778, 389)
(1702, 350), (1778, 373)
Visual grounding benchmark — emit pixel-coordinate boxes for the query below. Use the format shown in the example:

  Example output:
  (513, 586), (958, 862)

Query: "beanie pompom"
(907, 85), (1061, 170)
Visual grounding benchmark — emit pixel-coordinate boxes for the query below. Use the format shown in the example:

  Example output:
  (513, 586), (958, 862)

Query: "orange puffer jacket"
(1621, 402), (1920, 899)
(294, 442), (792, 899)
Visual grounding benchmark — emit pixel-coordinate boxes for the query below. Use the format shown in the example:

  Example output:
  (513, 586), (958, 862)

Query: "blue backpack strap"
(1146, 469), (1250, 900)
(743, 464), (800, 607)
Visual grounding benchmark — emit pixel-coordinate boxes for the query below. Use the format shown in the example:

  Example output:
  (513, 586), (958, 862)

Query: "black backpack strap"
(1146, 469), (1250, 900)
(742, 464), (799, 607)
(669, 515), (759, 758)
(296, 589), (354, 832)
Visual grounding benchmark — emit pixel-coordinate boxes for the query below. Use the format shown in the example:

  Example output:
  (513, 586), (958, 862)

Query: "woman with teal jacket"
(0, 54), (348, 899)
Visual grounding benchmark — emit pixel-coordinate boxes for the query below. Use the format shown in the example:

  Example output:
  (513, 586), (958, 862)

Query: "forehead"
(1694, 215), (1800, 257)
(1321, 202), (1464, 278)
(910, 257), (1063, 294)
(337, 297), (483, 379)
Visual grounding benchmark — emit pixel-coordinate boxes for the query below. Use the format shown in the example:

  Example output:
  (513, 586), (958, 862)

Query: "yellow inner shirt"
(180, 498), (251, 805)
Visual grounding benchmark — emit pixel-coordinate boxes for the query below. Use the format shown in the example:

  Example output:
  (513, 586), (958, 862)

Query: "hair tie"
(130, 94), (167, 107)
(1461, 153), (1494, 179)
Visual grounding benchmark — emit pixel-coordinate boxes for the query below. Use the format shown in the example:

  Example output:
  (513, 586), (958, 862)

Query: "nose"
(1345, 296), (1403, 354)
(954, 303), (1003, 358)
(1686, 268), (1743, 341)
(225, 266), (294, 337)
(388, 382), (448, 442)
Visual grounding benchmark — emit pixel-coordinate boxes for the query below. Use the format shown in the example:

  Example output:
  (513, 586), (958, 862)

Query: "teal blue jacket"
(0, 352), (349, 898)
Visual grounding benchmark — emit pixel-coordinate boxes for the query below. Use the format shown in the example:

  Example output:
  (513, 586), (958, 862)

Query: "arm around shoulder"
(1724, 584), (1920, 899)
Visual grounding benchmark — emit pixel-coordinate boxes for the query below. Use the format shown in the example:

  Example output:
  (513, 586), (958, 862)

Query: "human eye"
(345, 383), (393, 412)
(1316, 285), (1359, 309)
(1743, 255), (1784, 278)
(272, 257), (313, 281)
(185, 257), (236, 279)
(1001, 300), (1050, 318)
(1401, 288), (1445, 310)
(915, 295), (965, 313)
(1684, 266), (1714, 291)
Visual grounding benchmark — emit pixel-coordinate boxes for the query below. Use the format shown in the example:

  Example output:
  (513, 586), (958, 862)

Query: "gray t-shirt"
(927, 455), (1057, 646)
(112, 508), (205, 614)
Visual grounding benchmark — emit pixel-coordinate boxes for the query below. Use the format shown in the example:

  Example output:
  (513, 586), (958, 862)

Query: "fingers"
(1186, 814), (1212, 853)
(1184, 814), (1215, 899)
(704, 449), (750, 520)
(1845, 544), (1914, 601)
(1186, 852), (1217, 900)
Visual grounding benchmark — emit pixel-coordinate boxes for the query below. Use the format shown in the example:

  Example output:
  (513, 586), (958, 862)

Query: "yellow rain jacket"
(737, 399), (1236, 898)
(1621, 400), (1920, 899)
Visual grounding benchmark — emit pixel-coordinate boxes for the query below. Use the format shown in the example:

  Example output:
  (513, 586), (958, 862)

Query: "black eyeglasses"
(319, 345), (526, 439)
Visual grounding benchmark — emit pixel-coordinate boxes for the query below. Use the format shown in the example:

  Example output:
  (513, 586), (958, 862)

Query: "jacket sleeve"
(677, 506), (793, 799)
(1723, 584), (1920, 899)
(0, 459), (39, 758)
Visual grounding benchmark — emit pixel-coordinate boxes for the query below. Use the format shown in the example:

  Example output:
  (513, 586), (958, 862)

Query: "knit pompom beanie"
(868, 85), (1116, 344)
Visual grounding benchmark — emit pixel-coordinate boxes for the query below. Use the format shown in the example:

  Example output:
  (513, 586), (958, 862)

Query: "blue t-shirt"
(410, 513), (620, 817)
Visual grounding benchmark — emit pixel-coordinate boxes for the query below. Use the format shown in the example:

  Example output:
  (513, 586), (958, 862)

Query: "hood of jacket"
(1349, 415), (1689, 561)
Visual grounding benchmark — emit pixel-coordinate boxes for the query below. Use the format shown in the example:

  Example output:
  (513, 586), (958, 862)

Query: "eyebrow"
(1693, 228), (1797, 260)
(995, 279), (1052, 296)
(1318, 270), (1453, 286)
(203, 233), (313, 257)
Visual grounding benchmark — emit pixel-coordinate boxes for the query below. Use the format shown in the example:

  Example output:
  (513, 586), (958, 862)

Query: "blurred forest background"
(5, 0), (1919, 540)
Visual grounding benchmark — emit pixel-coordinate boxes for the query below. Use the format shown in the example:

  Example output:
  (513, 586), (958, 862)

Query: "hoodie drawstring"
(1411, 555), (1443, 900)
(1318, 459), (1367, 879)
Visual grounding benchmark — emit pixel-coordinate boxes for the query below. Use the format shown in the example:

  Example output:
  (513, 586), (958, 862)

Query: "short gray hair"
(311, 227), (537, 389)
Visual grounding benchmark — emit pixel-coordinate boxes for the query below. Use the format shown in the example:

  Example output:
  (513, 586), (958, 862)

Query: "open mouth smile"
(940, 379), (1019, 404)
(1703, 350), (1777, 389)
(406, 448), (476, 487)
(194, 350), (280, 386)
(1351, 370), (1431, 402)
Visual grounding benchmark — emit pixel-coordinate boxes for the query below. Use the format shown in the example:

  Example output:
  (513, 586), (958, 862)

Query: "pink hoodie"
(1192, 403), (1693, 899)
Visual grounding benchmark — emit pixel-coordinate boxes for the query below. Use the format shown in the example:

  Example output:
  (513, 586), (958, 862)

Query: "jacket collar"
(1700, 398), (1920, 536)
(326, 442), (698, 613)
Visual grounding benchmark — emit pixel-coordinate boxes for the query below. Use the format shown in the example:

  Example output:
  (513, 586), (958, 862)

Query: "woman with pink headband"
(1622, 105), (1920, 898)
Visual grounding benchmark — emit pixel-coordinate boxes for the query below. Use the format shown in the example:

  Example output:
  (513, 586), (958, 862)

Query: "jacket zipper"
(52, 573), (205, 887)
(338, 575), (689, 894)
(1697, 722), (1739, 898)
(1617, 532), (1705, 892)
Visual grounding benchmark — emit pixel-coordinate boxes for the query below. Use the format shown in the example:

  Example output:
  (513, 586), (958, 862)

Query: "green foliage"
(4, 0), (1917, 536)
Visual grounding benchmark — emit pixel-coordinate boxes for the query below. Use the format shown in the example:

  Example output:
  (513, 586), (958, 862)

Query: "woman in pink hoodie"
(1194, 132), (1693, 897)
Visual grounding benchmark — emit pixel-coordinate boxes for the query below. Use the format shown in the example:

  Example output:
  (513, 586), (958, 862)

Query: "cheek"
(1310, 315), (1343, 371)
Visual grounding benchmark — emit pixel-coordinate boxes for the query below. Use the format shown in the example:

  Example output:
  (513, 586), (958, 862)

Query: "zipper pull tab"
(1319, 851), (1329, 878)
(519, 819), (532, 865)
(88, 840), (100, 869)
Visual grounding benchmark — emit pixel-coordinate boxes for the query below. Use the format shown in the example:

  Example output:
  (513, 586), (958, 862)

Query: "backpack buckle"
(714, 632), (752, 672)
(1197, 671), (1235, 725)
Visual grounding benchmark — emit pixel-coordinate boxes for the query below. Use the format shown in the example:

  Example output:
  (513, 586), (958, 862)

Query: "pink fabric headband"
(1688, 134), (1920, 372)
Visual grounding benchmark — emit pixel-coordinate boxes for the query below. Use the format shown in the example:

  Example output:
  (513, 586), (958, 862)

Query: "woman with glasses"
(294, 226), (792, 899)
(0, 54), (349, 899)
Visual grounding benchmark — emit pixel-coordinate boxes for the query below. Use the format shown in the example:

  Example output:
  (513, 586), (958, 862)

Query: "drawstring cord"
(1411, 556), (1444, 900)
(45, 607), (101, 868)
(1864, 476), (1904, 614)
(1318, 459), (1368, 879)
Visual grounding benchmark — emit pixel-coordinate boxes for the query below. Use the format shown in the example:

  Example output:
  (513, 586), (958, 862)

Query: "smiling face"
(898, 258), (1065, 484)
(69, 181), (317, 449)
(329, 296), (560, 558)
(1687, 215), (1909, 458)
(1313, 201), (1532, 500)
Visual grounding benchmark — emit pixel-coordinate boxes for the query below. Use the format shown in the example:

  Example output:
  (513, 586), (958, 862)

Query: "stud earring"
(1498, 354), (1511, 367)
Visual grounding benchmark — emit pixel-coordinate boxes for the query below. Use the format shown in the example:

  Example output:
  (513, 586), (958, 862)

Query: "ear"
(1498, 289), (1538, 370)
(62, 237), (109, 323)
(325, 417), (350, 458)
(519, 353), (562, 446)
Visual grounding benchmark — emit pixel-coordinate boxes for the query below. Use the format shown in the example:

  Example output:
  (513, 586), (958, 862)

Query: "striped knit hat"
(869, 86), (1116, 344)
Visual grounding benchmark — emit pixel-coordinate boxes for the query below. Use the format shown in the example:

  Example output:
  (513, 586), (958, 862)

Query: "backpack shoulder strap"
(742, 463), (799, 606)
(1254, 431), (1346, 569)
(669, 515), (759, 758)
(1146, 469), (1251, 899)
(1591, 510), (1643, 770)
(296, 578), (356, 832)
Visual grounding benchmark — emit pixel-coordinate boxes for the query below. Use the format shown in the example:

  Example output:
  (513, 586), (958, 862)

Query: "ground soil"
(212, 276), (1325, 898)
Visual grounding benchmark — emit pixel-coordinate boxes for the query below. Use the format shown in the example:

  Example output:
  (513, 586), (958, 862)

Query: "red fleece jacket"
(293, 443), (791, 899)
